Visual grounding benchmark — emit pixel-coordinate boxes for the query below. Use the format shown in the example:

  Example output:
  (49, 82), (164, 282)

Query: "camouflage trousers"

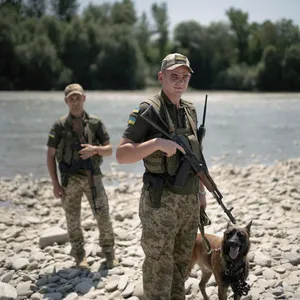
(139, 186), (199, 300)
(61, 174), (115, 261)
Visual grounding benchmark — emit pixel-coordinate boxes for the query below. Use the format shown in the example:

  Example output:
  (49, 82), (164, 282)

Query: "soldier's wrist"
(93, 146), (99, 156)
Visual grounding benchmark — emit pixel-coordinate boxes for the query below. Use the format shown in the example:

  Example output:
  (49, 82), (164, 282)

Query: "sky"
(79, 0), (300, 30)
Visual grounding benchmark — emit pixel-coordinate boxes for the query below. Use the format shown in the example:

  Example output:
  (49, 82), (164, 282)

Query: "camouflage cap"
(161, 53), (194, 73)
(64, 83), (84, 98)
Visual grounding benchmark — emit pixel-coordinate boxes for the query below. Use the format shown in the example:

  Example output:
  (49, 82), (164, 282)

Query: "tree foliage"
(0, 0), (299, 91)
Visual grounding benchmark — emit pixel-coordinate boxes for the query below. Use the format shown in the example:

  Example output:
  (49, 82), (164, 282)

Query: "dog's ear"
(245, 220), (252, 236)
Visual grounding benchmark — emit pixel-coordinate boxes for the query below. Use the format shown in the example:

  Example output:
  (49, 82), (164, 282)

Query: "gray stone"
(75, 280), (94, 294)
(105, 280), (119, 292)
(254, 252), (272, 267)
(12, 258), (29, 270)
(42, 292), (62, 300)
(39, 227), (69, 248)
(0, 271), (15, 283)
(16, 281), (33, 297)
(285, 252), (300, 266)
(63, 292), (78, 300)
(0, 282), (17, 300)
(30, 292), (42, 300)
(118, 275), (129, 292)
(122, 282), (135, 298)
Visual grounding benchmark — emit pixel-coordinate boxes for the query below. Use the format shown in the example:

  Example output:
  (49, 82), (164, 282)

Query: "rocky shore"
(0, 158), (300, 300)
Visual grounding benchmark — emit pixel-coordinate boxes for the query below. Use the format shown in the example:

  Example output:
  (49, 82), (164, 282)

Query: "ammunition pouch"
(143, 172), (165, 208)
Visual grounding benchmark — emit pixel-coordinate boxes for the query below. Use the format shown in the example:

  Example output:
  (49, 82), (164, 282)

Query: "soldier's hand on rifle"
(156, 138), (186, 157)
(53, 182), (65, 198)
(79, 144), (97, 159)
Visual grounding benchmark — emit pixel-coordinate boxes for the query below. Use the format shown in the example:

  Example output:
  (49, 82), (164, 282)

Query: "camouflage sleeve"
(46, 120), (62, 148)
(96, 120), (110, 145)
(122, 102), (152, 143)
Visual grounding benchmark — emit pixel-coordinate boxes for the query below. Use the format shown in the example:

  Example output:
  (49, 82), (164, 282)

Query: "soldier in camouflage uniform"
(47, 83), (118, 269)
(116, 54), (207, 300)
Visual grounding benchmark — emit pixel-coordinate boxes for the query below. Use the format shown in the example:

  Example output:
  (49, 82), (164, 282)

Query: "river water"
(0, 91), (299, 179)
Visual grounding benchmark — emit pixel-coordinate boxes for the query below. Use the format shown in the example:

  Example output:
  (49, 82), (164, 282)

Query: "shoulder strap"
(143, 93), (175, 133)
(83, 113), (93, 144)
(180, 100), (198, 137)
(183, 106), (198, 137)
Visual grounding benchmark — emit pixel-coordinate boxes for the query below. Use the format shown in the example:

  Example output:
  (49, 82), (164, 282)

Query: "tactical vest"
(55, 113), (103, 171)
(142, 92), (202, 194)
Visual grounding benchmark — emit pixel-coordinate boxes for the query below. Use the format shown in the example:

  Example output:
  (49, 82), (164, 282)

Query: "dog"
(189, 221), (252, 300)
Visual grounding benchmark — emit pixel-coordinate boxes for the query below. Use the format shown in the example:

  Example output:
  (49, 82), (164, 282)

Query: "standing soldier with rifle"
(116, 53), (209, 300)
(47, 83), (118, 269)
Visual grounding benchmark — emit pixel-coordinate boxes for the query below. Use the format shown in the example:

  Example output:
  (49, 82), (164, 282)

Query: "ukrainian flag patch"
(128, 116), (136, 125)
(127, 107), (140, 125)
(49, 127), (55, 138)
(133, 107), (139, 113)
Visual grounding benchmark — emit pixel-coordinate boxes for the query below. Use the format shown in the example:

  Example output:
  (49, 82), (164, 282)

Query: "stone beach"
(0, 158), (300, 300)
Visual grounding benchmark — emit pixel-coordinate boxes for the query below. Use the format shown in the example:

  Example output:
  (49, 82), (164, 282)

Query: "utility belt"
(142, 172), (199, 208)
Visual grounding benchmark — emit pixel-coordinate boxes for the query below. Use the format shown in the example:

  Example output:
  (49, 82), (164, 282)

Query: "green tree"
(0, 0), (23, 13)
(60, 17), (90, 84)
(257, 45), (282, 90)
(226, 7), (250, 63)
(50, 0), (78, 21)
(41, 15), (64, 50)
(215, 63), (257, 90)
(110, 0), (136, 26)
(95, 26), (146, 89)
(260, 20), (277, 48)
(282, 44), (300, 90)
(15, 35), (62, 89)
(275, 19), (300, 54)
(0, 5), (22, 89)
(25, 0), (47, 17)
(82, 3), (111, 26)
(135, 12), (151, 61)
(151, 2), (169, 61)
(247, 22), (263, 65)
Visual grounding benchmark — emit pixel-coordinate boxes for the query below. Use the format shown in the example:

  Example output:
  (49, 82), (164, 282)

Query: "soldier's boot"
(75, 256), (89, 269)
(104, 251), (119, 269)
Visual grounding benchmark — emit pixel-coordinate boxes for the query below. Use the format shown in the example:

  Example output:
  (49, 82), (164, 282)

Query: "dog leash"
(198, 207), (213, 254)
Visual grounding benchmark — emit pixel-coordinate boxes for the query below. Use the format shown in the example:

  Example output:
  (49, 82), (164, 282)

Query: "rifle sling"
(199, 206), (212, 254)
(183, 106), (198, 138)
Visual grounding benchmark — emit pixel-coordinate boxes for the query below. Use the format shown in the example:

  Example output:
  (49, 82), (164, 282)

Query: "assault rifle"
(140, 101), (236, 224)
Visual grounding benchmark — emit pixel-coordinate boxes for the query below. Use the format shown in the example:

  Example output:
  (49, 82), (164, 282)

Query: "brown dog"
(190, 221), (252, 300)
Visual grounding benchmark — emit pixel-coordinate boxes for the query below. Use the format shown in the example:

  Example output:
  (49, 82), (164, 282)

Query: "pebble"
(0, 159), (299, 299)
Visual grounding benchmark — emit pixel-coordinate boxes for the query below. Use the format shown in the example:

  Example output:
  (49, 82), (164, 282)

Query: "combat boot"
(75, 256), (89, 269)
(104, 252), (119, 269)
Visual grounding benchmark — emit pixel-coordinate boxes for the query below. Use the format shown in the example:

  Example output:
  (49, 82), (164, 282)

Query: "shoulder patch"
(127, 107), (140, 125)
(49, 126), (55, 138)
